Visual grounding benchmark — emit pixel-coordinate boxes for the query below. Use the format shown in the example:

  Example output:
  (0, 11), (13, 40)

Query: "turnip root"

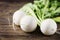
(40, 19), (57, 35)
(13, 10), (26, 25)
(20, 15), (37, 32)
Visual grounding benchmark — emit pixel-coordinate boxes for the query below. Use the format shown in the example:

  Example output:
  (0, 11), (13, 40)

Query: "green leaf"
(55, 7), (60, 13)
(53, 17), (60, 22)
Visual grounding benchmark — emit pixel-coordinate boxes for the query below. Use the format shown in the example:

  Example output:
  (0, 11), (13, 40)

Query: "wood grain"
(0, 1), (60, 40)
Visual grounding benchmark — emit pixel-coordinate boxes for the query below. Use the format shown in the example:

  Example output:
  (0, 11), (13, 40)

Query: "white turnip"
(40, 19), (57, 35)
(20, 15), (37, 32)
(13, 10), (26, 25)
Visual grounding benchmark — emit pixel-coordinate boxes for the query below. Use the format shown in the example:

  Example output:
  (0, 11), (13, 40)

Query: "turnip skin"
(40, 19), (57, 35)
(13, 10), (26, 25)
(20, 15), (37, 32)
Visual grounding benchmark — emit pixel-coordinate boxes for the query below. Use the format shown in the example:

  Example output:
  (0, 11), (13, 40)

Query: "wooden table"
(0, 1), (60, 40)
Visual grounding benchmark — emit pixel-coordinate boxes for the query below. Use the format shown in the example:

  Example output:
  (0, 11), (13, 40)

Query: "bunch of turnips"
(13, 0), (60, 35)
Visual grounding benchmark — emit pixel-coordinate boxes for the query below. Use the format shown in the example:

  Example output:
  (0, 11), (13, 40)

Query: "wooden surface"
(0, 1), (60, 40)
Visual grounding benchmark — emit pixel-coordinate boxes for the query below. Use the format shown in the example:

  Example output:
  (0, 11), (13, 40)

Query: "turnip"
(13, 10), (26, 25)
(40, 19), (57, 35)
(20, 15), (37, 32)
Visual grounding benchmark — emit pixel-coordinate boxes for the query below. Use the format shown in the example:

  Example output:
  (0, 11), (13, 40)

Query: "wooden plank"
(0, 15), (12, 25)
(0, 2), (28, 15)
(0, 35), (60, 40)
(0, 24), (60, 35)
(0, 25), (31, 35)
(0, 0), (33, 2)
(0, 2), (28, 25)
(0, 25), (60, 40)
